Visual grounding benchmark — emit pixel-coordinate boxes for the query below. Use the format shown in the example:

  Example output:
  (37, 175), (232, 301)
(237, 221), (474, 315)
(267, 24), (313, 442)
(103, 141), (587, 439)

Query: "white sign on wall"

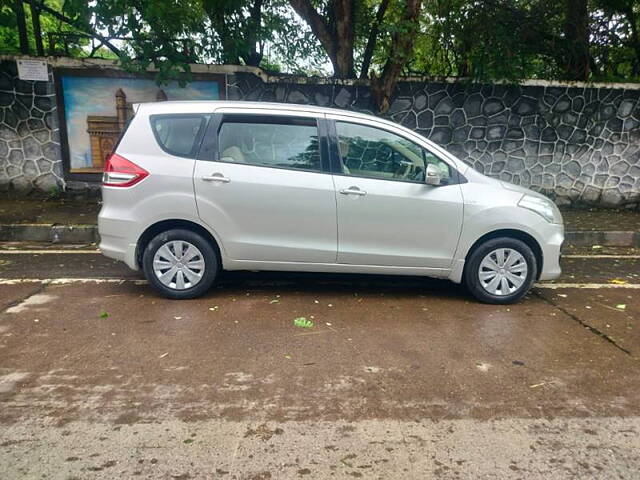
(16, 59), (49, 82)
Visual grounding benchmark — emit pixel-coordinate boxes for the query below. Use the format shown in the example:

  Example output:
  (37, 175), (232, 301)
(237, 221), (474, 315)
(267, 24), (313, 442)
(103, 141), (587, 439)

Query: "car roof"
(137, 100), (388, 123)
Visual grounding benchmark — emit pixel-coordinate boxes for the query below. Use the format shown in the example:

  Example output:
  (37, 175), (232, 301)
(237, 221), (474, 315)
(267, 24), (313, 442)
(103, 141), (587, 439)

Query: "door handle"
(202, 173), (231, 183)
(339, 187), (366, 196)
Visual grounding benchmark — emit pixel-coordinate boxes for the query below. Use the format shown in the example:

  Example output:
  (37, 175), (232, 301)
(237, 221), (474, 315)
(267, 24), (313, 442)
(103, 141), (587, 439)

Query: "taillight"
(103, 153), (149, 187)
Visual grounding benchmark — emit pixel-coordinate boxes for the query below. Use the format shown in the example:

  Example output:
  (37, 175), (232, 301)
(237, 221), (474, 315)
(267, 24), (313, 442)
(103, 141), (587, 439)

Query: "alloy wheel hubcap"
(153, 240), (205, 290)
(478, 248), (528, 296)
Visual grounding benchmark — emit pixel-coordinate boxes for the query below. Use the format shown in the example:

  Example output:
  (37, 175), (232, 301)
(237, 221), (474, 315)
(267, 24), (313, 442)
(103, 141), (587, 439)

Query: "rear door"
(193, 109), (337, 263)
(328, 115), (464, 268)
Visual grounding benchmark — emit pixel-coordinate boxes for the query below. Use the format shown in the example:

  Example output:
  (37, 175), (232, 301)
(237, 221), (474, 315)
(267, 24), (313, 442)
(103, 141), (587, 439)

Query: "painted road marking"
(562, 254), (640, 259)
(0, 278), (144, 285)
(0, 278), (639, 289)
(0, 250), (639, 259)
(0, 250), (101, 254)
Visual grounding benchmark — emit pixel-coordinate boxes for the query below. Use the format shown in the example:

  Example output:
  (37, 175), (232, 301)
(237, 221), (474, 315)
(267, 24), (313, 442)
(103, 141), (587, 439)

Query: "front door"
(330, 119), (464, 268)
(194, 112), (337, 263)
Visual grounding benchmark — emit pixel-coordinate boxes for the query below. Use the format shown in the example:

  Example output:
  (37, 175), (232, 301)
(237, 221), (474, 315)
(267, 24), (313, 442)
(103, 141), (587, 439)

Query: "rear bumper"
(98, 213), (139, 271)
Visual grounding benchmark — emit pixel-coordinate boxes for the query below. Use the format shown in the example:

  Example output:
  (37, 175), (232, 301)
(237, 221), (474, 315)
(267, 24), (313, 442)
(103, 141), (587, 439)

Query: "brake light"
(103, 153), (149, 187)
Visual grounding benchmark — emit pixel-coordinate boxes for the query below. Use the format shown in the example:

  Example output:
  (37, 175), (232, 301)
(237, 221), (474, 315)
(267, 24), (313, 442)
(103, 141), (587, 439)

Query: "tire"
(142, 229), (219, 299)
(463, 237), (538, 304)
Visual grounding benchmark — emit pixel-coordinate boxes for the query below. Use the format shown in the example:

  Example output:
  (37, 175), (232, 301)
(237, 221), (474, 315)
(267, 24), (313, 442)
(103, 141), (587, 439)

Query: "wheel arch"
(463, 229), (543, 280)
(136, 219), (222, 269)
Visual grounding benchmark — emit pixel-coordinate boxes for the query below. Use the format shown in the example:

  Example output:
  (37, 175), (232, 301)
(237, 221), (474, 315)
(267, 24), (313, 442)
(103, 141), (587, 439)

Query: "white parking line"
(535, 283), (640, 289)
(0, 278), (145, 285)
(0, 250), (100, 254)
(562, 254), (640, 259)
(0, 250), (638, 259)
(0, 278), (639, 289)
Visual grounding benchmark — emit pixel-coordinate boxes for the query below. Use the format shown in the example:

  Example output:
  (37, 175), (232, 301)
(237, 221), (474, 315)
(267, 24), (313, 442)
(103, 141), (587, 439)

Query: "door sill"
(223, 258), (450, 278)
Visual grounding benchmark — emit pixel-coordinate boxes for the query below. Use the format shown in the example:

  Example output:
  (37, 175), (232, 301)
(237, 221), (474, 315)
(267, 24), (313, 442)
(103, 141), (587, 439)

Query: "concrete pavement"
(1, 245), (639, 478)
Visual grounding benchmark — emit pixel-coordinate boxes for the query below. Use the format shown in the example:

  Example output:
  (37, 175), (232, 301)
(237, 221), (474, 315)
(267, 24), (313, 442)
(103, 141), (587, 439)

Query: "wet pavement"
(1, 245), (639, 478)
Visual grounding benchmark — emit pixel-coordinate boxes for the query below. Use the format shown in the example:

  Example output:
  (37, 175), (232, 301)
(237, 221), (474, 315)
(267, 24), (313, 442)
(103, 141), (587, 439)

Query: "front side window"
(336, 121), (451, 183)
(218, 117), (321, 172)
(151, 115), (209, 158)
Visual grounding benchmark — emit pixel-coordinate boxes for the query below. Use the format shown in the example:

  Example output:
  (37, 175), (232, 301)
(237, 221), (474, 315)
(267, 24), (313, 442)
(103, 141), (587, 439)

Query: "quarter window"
(336, 121), (451, 183)
(151, 115), (209, 158)
(218, 117), (321, 172)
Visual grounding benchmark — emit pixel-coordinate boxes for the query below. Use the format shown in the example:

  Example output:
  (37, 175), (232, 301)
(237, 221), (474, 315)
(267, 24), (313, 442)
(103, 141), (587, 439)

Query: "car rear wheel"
(463, 237), (537, 304)
(142, 229), (218, 299)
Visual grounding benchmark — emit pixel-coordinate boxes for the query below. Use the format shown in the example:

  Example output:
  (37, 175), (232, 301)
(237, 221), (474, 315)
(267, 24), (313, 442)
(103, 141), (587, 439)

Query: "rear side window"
(151, 114), (209, 158)
(218, 116), (321, 172)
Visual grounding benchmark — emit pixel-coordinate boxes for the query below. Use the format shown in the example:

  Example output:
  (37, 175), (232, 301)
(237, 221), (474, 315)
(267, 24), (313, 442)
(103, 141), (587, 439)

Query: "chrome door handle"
(202, 173), (230, 183)
(339, 187), (366, 196)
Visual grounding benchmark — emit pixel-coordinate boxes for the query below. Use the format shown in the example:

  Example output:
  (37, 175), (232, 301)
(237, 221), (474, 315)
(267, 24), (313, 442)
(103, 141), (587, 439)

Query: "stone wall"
(228, 73), (640, 208)
(0, 60), (63, 192)
(1, 56), (639, 208)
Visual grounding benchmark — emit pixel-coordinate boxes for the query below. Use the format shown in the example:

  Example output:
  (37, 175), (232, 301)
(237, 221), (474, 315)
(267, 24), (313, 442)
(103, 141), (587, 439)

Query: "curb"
(0, 224), (99, 244)
(564, 230), (640, 247)
(0, 224), (638, 248)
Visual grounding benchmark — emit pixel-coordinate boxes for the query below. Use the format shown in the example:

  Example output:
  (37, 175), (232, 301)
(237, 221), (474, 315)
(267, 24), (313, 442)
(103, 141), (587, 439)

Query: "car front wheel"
(142, 229), (218, 299)
(463, 237), (538, 304)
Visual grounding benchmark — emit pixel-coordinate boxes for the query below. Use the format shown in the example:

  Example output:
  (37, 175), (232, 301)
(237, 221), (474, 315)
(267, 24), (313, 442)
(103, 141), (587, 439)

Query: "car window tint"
(218, 120), (321, 172)
(336, 121), (451, 183)
(151, 115), (208, 157)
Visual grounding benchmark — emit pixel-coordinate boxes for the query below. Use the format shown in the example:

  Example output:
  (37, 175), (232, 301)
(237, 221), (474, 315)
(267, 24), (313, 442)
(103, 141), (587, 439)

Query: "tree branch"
(24, 0), (122, 57)
(290, 0), (355, 77)
(371, 0), (422, 113)
(360, 0), (390, 78)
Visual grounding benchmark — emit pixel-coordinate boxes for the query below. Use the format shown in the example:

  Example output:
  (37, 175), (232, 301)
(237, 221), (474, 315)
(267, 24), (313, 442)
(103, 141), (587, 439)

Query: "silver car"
(99, 101), (563, 303)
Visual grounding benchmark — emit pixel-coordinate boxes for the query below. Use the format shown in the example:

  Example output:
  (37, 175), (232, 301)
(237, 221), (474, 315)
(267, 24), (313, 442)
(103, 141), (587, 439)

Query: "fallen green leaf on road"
(294, 317), (314, 329)
(99, 311), (109, 319)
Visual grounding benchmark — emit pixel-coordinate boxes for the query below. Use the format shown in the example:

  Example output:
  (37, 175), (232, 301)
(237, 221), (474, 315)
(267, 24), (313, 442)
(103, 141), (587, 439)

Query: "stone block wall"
(0, 60), (63, 192)
(1, 56), (639, 208)
(228, 73), (640, 208)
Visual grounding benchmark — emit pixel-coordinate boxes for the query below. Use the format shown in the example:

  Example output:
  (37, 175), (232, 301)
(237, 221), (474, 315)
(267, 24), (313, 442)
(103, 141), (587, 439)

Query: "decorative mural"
(60, 74), (221, 172)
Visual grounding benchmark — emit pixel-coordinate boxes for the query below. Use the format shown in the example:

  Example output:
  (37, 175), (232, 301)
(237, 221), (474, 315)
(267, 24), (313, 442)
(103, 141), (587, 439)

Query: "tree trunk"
(289, 0), (355, 78)
(563, 0), (590, 80)
(360, 0), (390, 79)
(14, 0), (29, 54)
(29, 0), (44, 56)
(624, 5), (640, 76)
(241, 0), (264, 67)
(371, 0), (422, 113)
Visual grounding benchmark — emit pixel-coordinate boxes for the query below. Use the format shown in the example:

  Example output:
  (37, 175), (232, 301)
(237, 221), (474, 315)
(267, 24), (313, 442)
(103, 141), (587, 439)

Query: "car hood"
(499, 180), (552, 201)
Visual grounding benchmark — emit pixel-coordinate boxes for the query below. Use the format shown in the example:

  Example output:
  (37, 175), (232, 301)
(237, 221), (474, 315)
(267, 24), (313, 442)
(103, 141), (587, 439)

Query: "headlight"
(518, 195), (560, 224)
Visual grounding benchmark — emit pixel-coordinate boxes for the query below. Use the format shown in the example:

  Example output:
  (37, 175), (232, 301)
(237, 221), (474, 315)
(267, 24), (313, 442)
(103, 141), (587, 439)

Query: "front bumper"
(538, 223), (564, 281)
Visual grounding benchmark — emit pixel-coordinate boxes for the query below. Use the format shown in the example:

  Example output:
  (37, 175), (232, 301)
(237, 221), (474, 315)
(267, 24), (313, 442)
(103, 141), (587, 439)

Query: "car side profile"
(98, 101), (563, 304)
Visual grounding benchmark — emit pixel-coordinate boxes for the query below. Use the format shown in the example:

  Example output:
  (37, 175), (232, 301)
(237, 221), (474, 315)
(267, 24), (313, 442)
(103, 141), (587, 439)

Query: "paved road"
(1, 246), (639, 479)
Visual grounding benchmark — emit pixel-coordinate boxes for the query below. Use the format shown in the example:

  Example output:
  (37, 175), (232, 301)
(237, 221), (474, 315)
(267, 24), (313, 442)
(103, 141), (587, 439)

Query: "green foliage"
(3, 0), (639, 83)
(293, 317), (314, 328)
(0, 0), (88, 55)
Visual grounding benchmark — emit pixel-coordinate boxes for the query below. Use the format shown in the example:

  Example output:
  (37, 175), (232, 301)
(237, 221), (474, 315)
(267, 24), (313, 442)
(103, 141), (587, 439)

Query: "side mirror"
(425, 164), (441, 186)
